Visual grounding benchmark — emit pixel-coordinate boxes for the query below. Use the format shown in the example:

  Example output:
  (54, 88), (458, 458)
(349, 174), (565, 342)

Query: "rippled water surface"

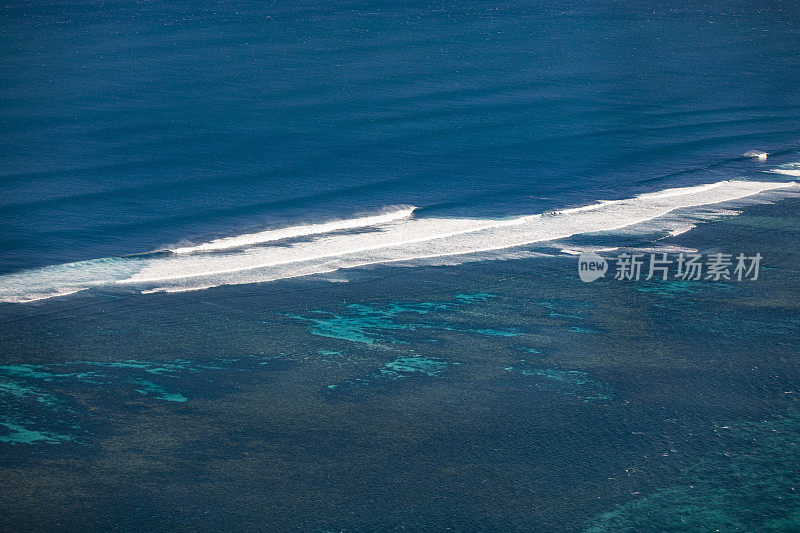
(1, 1), (799, 531)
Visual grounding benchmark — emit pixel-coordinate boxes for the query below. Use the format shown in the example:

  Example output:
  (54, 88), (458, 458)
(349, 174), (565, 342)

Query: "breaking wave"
(170, 205), (416, 254)
(769, 162), (800, 177)
(0, 179), (794, 303)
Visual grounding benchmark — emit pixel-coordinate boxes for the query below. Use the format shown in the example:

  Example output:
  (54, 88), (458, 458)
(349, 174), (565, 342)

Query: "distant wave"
(743, 150), (768, 160)
(769, 163), (800, 177)
(0, 180), (794, 303)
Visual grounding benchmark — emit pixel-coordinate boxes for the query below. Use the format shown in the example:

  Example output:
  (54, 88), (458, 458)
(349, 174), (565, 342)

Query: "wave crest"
(0, 180), (794, 303)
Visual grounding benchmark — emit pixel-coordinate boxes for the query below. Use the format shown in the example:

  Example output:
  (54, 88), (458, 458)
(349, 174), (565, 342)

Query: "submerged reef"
(505, 362), (612, 402)
(296, 293), (611, 397)
(585, 403), (800, 531)
(289, 293), (514, 345)
(0, 355), (285, 446)
(294, 294), (510, 393)
(536, 299), (602, 334)
(327, 354), (453, 393)
(379, 356), (450, 378)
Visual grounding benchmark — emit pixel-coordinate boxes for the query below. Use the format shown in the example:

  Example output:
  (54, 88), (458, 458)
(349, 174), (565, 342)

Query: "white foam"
(770, 168), (800, 177)
(768, 162), (800, 177)
(171, 205), (416, 254)
(0, 287), (88, 304)
(743, 150), (768, 160)
(667, 224), (697, 237)
(626, 244), (700, 254)
(0, 180), (794, 303)
(559, 246), (620, 256)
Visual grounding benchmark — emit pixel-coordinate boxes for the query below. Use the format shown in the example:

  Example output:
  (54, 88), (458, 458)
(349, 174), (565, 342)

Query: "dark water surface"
(1, 197), (799, 530)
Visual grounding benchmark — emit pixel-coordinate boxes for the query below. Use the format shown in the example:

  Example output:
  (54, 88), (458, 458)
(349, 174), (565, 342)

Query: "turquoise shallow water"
(0, 355), (292, 445)
(0, 196), (799, 530)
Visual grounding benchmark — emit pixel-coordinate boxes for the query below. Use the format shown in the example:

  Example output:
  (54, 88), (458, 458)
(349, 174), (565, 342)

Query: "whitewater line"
(1, 179), (795, 303)
(118, 180), (790, 285)
(117, 214), (539, 283)
(171, 205), (416, 254)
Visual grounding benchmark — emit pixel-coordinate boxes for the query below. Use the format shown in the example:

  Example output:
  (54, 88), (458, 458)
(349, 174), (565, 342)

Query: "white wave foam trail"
(769, 163), (800, 177)
(0, 180), (794, 302)
(171, 205), (416, 254)
(2, 287), (88, 304)
(0, 256), (144, 303)
(667, 224), (697, 237)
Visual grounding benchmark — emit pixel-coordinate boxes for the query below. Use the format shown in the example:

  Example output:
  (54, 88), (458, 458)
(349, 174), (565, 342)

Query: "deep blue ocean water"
(1, 1), (800, 531)
(2, 1), (799, 273)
